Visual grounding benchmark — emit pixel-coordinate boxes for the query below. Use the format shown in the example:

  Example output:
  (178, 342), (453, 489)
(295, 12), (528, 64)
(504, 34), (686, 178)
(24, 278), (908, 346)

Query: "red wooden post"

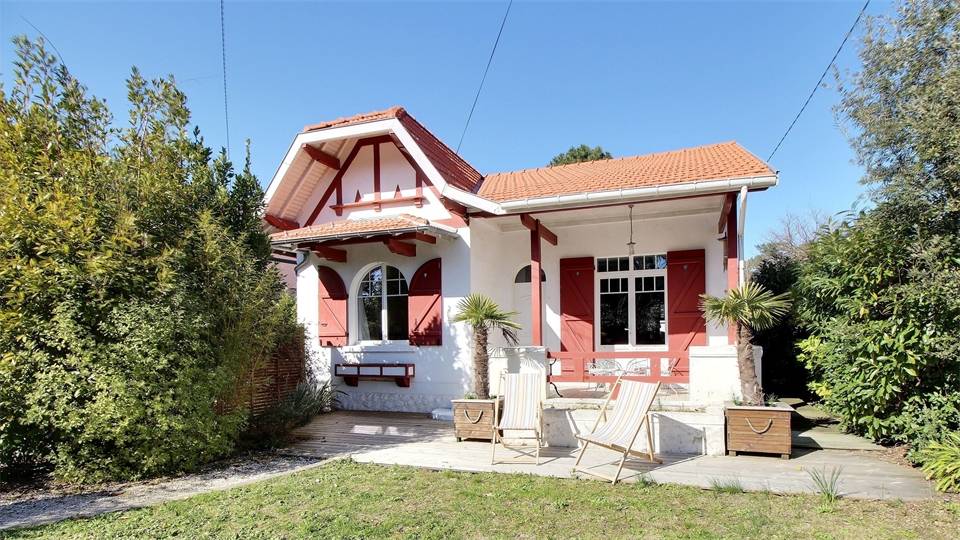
(726, 193), (739, 343)
(531, 220), (543, 346)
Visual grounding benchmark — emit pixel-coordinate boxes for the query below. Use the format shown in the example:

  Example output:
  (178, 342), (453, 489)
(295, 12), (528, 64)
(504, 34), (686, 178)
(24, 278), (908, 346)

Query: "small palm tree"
(452, 294), (521, 399)
(700, 282), (792, 406)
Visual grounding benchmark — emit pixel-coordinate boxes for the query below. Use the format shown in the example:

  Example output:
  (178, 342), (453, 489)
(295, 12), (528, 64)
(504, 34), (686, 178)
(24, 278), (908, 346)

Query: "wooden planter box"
(451, 398), (501, 442)
(725, 402), (793, 459)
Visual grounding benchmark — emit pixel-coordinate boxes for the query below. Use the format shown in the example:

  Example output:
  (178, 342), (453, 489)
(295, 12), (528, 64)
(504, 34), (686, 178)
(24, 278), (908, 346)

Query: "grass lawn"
(4, 460), (958, 539)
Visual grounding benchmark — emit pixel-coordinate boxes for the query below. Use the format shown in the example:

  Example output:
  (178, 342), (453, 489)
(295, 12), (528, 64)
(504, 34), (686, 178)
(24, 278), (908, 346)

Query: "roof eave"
(492, 174), (779, 213)
(269, 222), (459, 249)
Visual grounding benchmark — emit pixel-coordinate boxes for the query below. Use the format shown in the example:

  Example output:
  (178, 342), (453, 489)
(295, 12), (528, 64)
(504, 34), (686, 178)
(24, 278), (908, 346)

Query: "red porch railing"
(546, 350), (689, 385)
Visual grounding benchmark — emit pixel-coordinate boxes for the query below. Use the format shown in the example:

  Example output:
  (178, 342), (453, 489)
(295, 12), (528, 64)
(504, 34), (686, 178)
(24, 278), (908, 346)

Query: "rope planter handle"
(462, 410), (484, 424)
(745, 418), (774, 435)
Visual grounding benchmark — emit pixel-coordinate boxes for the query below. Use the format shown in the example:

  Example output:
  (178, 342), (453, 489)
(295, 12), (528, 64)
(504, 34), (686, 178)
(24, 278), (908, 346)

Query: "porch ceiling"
(491, 194), (726, 232)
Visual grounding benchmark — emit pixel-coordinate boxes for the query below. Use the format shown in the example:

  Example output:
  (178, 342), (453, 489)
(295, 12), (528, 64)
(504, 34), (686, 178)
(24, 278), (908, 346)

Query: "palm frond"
(700, 281), (792, 331)
(453, 293), (522, 342)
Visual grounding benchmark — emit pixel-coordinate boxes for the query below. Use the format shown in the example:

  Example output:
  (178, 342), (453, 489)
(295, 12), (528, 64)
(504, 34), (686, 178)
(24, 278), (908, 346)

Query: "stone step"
(792, 427), (884, 451)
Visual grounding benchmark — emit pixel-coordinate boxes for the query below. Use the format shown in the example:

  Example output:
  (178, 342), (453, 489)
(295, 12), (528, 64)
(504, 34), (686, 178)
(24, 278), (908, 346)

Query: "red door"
(317, 266), (348, 346)
(559, 257), (595, 352)
(666, 249), (707, 375)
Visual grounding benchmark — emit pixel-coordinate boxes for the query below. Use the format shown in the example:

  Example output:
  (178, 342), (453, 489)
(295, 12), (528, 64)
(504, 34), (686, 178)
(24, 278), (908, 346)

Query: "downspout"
(737, 185), (747, 287)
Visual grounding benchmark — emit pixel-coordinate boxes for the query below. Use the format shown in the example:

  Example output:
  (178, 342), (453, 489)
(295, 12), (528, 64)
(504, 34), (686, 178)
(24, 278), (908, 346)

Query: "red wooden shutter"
(317, 266), (348, 347)
(666, 249), (707, 353)
(559, 257), (595, 352)
(408, 258), (442, 346)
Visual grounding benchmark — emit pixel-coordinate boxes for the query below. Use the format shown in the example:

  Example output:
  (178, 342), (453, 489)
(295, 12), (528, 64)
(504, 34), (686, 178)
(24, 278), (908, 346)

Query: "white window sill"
(340, 342), (417, 354)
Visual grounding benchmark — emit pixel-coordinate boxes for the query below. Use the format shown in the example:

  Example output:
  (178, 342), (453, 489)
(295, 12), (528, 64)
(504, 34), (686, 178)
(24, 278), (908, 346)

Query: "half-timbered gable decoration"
(263, 105), (779, 419)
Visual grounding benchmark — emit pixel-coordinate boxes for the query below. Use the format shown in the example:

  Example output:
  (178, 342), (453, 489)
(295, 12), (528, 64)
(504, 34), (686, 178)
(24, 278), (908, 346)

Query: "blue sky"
(0, 1), (884, 256)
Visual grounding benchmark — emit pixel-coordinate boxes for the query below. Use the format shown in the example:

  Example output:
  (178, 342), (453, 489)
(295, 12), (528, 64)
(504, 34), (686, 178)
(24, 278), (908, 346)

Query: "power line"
(20, 16), (67, 69)
(767, 0), (870, 162)
(456, 0), (513, 154)
(219, 0), (231, 159)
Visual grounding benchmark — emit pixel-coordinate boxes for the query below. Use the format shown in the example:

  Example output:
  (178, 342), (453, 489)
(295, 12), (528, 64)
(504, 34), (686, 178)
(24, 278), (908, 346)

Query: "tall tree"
(549, 144), (612, 166)
(797, 0), (960, 456)
(0, 36), (299, 482)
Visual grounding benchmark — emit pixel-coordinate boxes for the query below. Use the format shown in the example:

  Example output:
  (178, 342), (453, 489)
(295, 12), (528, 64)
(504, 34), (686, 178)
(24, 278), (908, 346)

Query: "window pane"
(387, 296), (408, 340)
(655, 254), (667, 269)
(655, 276), (665, 290)
(600, 279), (608, 293)
(358, 296), (382, 341)
(600, 293), (629, 345)
(635, 291), (666, 345)
(618, 257), (628, 271)
(645, 255), (655, 270)
(644, 276), (655, 291)
(400, 280), (408, 294)
(633, 256), (641, 270)
(387, 280), (399, 296)
(514, 265), (531, 283)
(386, 266), (400, 279)
(598, 259), (607, 272)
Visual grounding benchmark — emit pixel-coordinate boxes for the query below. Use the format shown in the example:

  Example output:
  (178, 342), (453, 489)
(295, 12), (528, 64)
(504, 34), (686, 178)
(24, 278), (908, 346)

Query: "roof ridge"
(302, 106), (405, 133)
(484, 140), (742, 178)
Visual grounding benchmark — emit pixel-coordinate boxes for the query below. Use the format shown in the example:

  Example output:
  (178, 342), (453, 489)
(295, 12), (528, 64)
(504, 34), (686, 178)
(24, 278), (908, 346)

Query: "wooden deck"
(286, 411), (935, 500)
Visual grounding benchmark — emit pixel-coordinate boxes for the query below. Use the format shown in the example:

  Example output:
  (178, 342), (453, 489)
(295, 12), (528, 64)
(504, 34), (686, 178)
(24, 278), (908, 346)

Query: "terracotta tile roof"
(270, 214), (432, 244)
(301, 107), (483, 193)
(302, 106), (406, 132)
(477, 141), (775, 202)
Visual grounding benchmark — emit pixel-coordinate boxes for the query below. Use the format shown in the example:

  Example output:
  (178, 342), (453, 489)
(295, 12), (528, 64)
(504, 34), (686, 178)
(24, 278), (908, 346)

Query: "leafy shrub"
(244, 382), (341, 448)
(793, 1), (960, 492)
(919, 432), (960, 493)
(0, 37), (301, 482)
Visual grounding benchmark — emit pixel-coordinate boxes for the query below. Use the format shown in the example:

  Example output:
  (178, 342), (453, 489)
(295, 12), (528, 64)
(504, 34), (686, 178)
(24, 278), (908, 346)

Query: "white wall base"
(688, 345), (763, 405)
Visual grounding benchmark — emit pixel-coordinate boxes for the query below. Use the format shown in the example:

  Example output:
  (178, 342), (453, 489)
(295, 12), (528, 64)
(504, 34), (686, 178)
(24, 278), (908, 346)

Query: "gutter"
(494, 174), (778, 213)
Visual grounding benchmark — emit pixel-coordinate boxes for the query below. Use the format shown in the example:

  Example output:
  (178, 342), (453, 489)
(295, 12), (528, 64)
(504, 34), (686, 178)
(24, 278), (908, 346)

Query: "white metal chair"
(573, 376), (662, 484)
(491, 372), (544, 465)
(587, 358), (620, 393)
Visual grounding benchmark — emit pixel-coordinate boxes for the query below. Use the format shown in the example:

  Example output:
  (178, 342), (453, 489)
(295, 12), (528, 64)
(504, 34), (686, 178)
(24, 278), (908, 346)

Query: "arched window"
(514, 265), (547, 284)
(357, 265), (408, 342)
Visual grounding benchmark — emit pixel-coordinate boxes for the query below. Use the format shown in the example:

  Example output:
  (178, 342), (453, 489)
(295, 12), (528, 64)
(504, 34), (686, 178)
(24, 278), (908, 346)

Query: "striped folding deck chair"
(573, 376), (662, 484)
(491, 372), (543, 465)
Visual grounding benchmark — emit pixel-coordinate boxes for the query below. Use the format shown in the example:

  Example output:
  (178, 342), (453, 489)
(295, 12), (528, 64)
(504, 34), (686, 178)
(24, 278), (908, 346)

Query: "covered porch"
(471, 191), (745, 401)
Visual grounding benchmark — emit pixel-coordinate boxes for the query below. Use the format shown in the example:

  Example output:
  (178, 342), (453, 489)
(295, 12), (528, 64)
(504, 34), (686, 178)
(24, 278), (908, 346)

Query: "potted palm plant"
(450, 294), (521, 441)
(701, 282), (793, 458)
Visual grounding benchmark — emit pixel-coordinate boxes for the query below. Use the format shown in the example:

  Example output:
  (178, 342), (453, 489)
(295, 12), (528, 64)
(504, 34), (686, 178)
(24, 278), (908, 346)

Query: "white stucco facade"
(294, 197), (744, 413)
(266, 111), (775, 456)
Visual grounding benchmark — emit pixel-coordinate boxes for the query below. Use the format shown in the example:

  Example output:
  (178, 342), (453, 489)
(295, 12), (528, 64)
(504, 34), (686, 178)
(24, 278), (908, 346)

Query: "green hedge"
(0, 37), (300, 482)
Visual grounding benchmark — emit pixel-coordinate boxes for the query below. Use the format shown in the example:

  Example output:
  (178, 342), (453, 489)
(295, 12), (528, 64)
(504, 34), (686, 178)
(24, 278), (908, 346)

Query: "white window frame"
(355, 263), (409, 345)
(594, 254), (668, 352)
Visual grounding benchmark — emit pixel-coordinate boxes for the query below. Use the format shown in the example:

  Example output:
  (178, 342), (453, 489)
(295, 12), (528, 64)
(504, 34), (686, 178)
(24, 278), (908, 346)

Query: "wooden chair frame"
(572, 375), (662, 484)
(491, 371), (544, 465)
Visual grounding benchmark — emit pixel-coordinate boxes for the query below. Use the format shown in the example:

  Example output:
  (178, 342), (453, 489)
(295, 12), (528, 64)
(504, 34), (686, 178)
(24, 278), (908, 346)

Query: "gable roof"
(302, 107), (483, 193)
(271, 107), (777, 219)
(476, 141), (775, 203)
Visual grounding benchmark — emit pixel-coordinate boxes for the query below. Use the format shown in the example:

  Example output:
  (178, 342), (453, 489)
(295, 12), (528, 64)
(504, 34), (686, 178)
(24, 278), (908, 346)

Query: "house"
(264, 106), (776, 452)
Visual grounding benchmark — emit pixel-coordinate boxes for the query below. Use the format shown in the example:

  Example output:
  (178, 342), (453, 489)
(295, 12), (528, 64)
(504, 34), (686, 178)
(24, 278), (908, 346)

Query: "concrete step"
(792, 426), (884, 451)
